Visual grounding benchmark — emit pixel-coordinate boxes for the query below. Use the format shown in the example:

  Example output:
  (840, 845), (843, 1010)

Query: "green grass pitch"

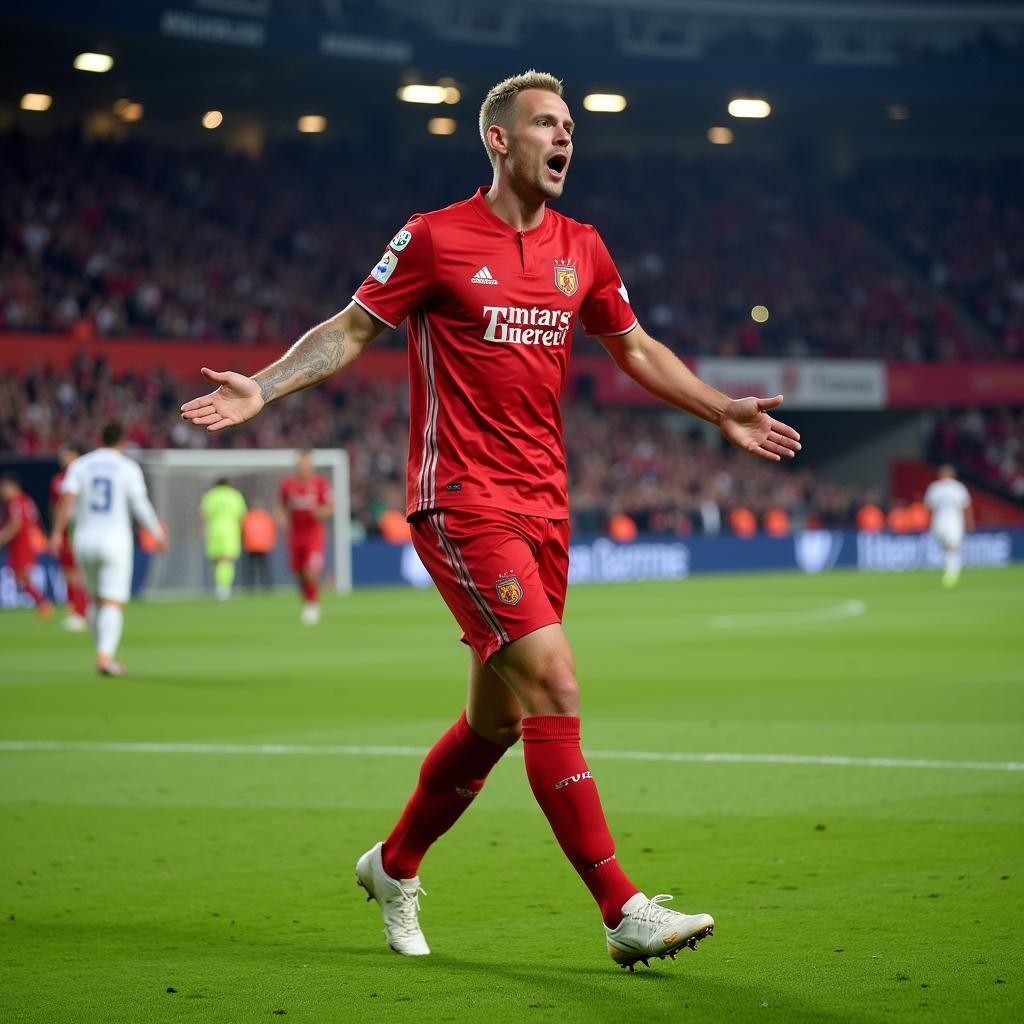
(1, 567), (1022, 1023)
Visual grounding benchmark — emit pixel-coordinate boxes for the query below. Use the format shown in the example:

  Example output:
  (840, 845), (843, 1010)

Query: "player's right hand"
(47, 533), (63, 558)
(180, 368), (265, 432)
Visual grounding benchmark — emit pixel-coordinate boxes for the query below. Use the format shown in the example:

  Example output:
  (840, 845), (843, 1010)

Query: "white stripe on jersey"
(430, 511), (509, 646)
(414, 309), (440, 511)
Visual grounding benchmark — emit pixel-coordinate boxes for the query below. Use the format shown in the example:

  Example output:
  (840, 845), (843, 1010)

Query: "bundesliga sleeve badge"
(553, 258), (578, 297)
(495, 573), (524, 606)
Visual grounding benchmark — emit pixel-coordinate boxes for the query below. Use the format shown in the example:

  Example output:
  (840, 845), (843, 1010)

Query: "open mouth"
(546, 154), (568, 177)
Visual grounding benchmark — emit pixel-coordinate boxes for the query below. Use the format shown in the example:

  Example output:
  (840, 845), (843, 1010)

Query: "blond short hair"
(479, 70), (563, 167)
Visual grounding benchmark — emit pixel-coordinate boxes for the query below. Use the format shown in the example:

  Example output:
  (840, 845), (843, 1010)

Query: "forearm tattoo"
(255, 327), (346, 404)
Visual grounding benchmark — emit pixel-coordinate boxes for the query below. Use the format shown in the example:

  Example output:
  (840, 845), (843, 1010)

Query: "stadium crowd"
(854, 160), (1024, 360)
(1, 131), (1010, 360)
(1, 357), (873, 538)
(929, 407), (1024, 500)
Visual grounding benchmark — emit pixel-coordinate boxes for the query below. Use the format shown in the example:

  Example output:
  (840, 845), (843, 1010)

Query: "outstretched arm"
(180, 302), (387, 432)
(598, 325), (802, 462)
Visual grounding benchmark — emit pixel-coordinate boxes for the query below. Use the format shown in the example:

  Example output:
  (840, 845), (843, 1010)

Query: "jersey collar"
(470, 186), (552, 239)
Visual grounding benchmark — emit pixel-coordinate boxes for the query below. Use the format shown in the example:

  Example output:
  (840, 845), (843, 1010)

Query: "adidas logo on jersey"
(471, 266), (499, 285)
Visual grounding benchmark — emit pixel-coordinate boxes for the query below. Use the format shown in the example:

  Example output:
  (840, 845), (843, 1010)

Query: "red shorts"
(410, 506), (570, 664)
(290, 538), (325, 575)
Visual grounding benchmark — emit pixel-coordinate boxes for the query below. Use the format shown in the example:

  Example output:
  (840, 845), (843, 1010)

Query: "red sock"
(382, 711), (507, 880)
(68, 583), (88, 617)
(521, 715), (638, 927)
(20, 576), (47, 605)
(301, 579), (318, 602)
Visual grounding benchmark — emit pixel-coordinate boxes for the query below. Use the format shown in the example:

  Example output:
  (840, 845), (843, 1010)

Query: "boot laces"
(392, 883), (426, 937)
(633, 893), (680, 927)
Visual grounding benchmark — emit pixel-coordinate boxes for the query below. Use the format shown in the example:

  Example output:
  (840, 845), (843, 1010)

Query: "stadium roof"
(2, 1), (1022, 155)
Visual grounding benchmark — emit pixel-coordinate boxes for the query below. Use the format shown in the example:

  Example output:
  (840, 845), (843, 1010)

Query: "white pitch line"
(0, 739), (1020, 773)
(709, 599), (867, 629)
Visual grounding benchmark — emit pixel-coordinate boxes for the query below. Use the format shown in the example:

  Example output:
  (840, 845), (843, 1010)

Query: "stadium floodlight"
(297, 115), (327, 133)
(428, 117), (456, 136)
(74, 52), (114, 73)
(728, 98), (771, 119)
(131, 448), (352, 598)
(20, 93), (52, 112)
(397, 84), (450, 105)
(583, 93), (627, 113)
(707, 126), (733, 145)
(202, 110), (224, 129)
(751, 305), (770, 323)
(117, 102), (144, 123)
(886, 104), (910, 121)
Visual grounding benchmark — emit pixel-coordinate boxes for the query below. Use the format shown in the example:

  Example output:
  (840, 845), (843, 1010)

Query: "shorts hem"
(407, 499), (569, 523)
(476, 615), (562, 665)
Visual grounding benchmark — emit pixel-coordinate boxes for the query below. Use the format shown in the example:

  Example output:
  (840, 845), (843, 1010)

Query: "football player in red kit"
(50, 443), (89, 631)
(181, 71), (801, 969)
(277, 449), (334, 624)
(0, 472), (53, 619)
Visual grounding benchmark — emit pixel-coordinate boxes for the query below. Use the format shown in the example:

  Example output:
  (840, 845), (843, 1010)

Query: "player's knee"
(530, 655), (579, 714)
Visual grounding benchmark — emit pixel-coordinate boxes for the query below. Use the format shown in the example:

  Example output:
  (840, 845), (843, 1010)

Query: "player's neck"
(484, 179), (546, 233)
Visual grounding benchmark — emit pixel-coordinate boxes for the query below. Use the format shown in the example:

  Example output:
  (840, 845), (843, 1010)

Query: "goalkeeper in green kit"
(200, 478), (247, 601)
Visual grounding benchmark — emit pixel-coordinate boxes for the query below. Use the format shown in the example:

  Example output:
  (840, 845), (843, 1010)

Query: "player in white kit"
(924, 464), (974, 588)
(49, 423), (167, 675)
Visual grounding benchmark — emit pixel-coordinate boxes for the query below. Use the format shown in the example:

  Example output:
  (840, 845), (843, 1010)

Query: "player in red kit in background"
(276, 449), (334, 625)
(50, 443), (89, 631)
(181, 70), (802, 970)
(0, 473), (53, 619)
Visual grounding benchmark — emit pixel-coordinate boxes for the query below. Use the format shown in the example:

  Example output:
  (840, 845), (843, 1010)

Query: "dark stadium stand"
(0, 131), (1011, 360)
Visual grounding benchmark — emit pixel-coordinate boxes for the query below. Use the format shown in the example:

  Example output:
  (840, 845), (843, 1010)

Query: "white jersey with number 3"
(62, 448), (161, 552)
(924, 478), (970, 545)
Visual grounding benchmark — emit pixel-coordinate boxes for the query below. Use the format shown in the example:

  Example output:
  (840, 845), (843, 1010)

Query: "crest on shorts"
(495, 573), (524, 606)
(553, 258), (578, 297)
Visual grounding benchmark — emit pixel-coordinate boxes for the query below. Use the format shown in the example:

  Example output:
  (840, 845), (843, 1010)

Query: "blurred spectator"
(241, 507), (276, 590)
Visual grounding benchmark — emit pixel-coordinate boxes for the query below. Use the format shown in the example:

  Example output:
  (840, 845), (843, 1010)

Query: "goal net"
(131, 448), (351, 598)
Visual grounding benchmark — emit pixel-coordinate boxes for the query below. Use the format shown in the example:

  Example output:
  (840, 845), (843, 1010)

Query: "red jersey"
(278, 476), (332, 538)
(354, 187), (636, 520)
(3, 492), (41, 565)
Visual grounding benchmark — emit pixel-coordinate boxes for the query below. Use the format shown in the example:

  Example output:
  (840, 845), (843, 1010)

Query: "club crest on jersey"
(553, 258), (578, 297)
(495, 573), (523, 606)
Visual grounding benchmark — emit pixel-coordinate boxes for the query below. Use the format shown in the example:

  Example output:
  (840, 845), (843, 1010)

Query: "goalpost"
(131, 448), (351, 598)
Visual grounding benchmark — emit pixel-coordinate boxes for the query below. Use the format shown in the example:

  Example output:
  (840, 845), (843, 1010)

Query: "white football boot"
(355, 841), (430, 956)
(605, 893), (714, 971)
(300, 602), (320, 625)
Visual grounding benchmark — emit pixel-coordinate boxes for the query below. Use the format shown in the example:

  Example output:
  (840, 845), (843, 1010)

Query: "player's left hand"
(47, 533), (63, 558)
(719, 395), (801, 462)
(180, 368), (265, 432)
